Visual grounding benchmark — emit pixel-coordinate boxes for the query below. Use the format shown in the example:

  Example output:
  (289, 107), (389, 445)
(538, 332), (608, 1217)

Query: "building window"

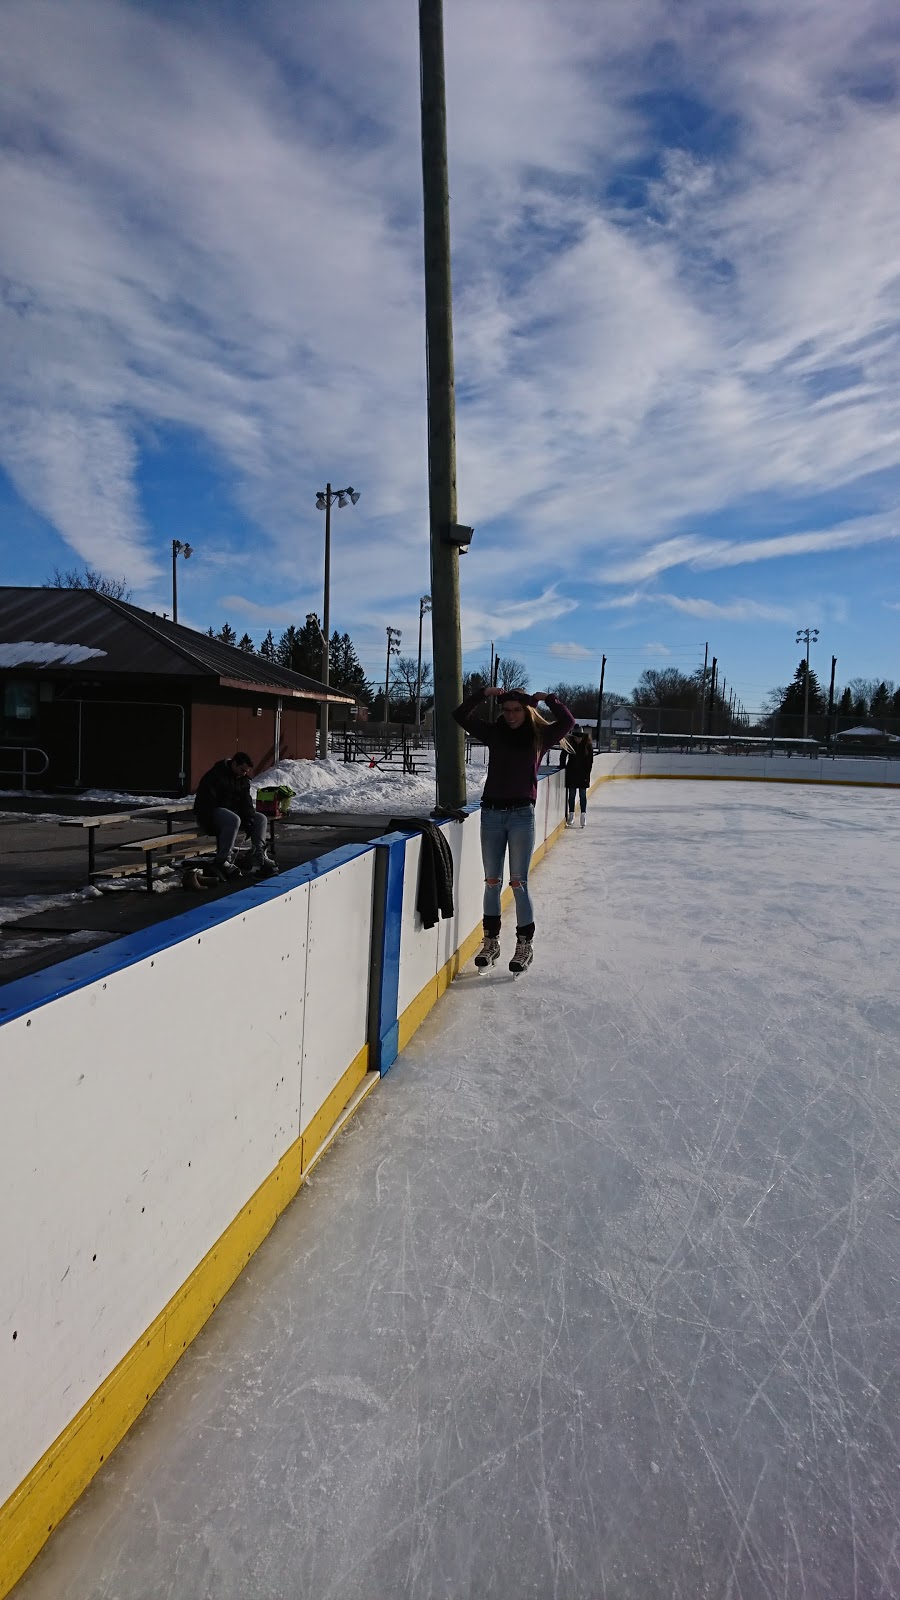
(3, 680), (39, 722)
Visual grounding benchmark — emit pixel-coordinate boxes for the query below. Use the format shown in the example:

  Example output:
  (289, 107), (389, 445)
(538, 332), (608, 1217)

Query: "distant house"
(599, 709), (643, 734)
(0, 587), (355, 794)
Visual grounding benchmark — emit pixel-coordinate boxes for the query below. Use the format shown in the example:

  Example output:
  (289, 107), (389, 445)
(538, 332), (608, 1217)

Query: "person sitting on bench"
(193, 752), (277, 879)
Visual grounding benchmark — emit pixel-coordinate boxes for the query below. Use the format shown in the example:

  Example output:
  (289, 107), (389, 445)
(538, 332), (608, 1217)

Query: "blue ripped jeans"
(480, 804), (535, 932)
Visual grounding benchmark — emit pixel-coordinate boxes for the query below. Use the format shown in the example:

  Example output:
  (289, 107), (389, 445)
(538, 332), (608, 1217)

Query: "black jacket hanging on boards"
(387, 818), (455, 929)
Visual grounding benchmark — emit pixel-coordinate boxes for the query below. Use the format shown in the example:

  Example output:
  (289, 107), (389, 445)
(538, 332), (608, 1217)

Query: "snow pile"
(253, 754), (487, 815)
(0, 887), (100, 930)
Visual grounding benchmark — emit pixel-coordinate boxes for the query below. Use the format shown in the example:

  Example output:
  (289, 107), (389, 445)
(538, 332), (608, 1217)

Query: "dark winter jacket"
(452, 692), (575, 804)
(194, 760), (255, 832)
(561, 736), (594, 788)
(387, 818), (455, 929)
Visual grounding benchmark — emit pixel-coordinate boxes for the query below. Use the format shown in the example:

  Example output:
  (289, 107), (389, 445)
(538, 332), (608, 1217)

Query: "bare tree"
(45, 565), (131, 600)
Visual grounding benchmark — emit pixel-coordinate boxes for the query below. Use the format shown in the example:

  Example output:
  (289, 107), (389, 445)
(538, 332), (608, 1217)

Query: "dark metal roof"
(0, 588), (354, 703)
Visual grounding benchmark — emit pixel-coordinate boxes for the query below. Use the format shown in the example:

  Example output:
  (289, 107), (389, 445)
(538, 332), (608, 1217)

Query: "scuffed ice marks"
(10, 781), (900, 1600)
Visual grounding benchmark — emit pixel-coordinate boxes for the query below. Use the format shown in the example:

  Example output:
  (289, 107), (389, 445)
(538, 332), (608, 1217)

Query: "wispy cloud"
(548, 641), (594, 660)
(596, 590), (793, 622)
(1, 0), (899, 650)
(461, 587), (578, 653)
(596, 516), (900, 585)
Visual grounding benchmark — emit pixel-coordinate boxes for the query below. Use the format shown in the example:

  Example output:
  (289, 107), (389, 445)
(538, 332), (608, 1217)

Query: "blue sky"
(2, 0), (900, 710)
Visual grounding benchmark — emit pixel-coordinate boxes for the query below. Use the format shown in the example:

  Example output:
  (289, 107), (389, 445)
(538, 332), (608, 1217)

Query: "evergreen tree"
(837, 688), (853, 716)
(217, 622), (237, 647)
(330, 631), (373, 704)
(777, 660), (827, 719)
(869, 681), (892, 720)
(892, 687), (900, 720)
(238, 632), (255, 654)
(206, 626), (216, 638)
(275, 625), (301, 669)
(259, 629), (276, 661)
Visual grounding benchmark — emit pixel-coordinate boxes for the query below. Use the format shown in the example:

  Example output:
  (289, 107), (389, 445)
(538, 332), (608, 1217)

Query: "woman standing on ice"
(452, 686), (575, 973)
(561, 725), (594, 827)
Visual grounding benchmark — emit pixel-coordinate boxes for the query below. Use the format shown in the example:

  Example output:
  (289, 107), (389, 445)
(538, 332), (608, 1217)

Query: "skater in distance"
(453, 686), (575, 972)
(561, 725), (594, 828)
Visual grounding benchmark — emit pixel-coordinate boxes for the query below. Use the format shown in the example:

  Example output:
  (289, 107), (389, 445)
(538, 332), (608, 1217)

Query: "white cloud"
(1, 0), (900, 642)
(597, 516), (900, 584)
(461, 588), (578, 653)
(655, 595), (794, 623)
(548, 641), (594, 660)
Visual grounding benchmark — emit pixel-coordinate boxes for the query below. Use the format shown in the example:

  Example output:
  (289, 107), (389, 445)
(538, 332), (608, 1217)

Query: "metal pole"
(594, 654), (606, 745)
(414, 594), (431, 730)
(320, 485), (332, 759)
(803, 634), (810, 741)
(172, 540), (178, 624)
(420, 0), (465, 810)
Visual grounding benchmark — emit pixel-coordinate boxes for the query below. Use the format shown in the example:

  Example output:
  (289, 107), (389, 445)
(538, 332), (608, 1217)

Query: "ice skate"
(509, 934), (533, 974)
(565, 814), (575, 827)
(579, 813), (586, 828)
(253, 851), (280, 878)
(474, 935), (501, 969)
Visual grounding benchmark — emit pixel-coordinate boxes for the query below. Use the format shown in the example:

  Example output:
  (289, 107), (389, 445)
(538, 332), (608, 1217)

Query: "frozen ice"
(13, 780), (900, 1599)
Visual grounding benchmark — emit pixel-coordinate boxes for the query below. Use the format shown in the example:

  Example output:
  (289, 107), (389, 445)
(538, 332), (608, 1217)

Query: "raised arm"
(535, 693), (576, 748)
(452, 687), (497, 745)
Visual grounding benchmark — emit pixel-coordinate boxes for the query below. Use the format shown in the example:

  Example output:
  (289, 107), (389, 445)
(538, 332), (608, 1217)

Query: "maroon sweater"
(453, 692), (575, 804)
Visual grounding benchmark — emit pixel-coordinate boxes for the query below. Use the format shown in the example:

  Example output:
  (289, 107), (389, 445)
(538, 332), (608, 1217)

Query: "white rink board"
(438, 813), (485, 972)
(300, 851), (374, 1134)
(396, 834), (441, 1018)
(593, 751), (900, 784)
(0, 884), (310, 1505)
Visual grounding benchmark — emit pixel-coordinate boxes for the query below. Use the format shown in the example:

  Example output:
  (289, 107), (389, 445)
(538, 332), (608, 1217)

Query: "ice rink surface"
(15, 781), (900, 1599)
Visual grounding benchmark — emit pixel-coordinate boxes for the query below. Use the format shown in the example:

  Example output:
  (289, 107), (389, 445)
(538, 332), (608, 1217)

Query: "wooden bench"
(58, 812), (142, 878)
(120, 830), (205, 891)
(132, 803), (195, 834)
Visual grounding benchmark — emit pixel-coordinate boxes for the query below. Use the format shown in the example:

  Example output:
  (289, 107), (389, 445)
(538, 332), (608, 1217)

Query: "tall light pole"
(796, 626), (819, 741)
(315, 484), (360, 758)
(171, 540), (192, 624)
(594, 654), (607, 746)
(420, 0), (465, 810)
(415, 594), (432, 732)
(384, 625), (402, 725)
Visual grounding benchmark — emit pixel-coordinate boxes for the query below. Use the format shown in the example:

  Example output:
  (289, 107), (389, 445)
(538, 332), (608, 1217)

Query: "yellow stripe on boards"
(0, 1048), (373, 1600)
(598, 772), (900, 788)
(300, 1044), (369, 1173)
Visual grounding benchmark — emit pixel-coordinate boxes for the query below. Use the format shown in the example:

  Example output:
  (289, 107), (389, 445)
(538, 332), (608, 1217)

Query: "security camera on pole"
(315, 484), (360, 758)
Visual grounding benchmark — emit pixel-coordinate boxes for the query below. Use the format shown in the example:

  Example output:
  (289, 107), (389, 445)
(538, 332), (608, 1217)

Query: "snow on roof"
(836, 724), (899, 739)
(0, 641), (107, 667)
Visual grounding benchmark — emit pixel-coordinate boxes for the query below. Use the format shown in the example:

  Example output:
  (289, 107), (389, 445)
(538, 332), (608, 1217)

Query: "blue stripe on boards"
(0, 844), (375, 1027)
(370, 832), (406, 1075)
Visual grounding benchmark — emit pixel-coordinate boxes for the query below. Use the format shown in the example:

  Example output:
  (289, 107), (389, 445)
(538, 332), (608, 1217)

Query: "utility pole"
(420, 0), (465, 810)
(708, 657), (717, 735)
(171, 539), (192, 624)
(384, 625), (402, 725)
(594, 654), (607, 746)
(698, 641), (708, 733)
(414, 594), (432, 732)
(796, 626), (819, 741)
(827, 654), (837, 750)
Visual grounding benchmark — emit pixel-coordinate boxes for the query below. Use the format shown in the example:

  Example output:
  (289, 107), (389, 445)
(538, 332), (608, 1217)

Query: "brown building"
(0, 588), (355, 794)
